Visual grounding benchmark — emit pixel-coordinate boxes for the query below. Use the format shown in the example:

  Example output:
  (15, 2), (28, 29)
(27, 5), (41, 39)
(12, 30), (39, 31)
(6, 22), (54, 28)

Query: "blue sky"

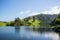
(0, 0), (60, 21)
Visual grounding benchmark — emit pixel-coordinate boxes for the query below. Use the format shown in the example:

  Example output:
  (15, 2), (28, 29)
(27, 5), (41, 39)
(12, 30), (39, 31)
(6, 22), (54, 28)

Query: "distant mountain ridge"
(24, 14), (58, 26)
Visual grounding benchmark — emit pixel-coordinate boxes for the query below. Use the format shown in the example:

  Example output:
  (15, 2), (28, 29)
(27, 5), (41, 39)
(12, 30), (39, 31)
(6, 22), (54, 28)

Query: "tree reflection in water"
(15, 26), (20, 33)
(26, 26), (53, 33)
(13, 26), (60, 40)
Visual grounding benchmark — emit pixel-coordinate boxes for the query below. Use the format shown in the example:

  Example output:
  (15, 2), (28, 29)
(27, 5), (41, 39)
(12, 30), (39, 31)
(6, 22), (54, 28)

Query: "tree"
(50, 13), (60, 26)
(27, 17), (40, 27)
(6, 21), (14, 26)
(6, 17), (25, 26)
(55, 13), (60, 25)
(19, 19), (26, 26)
(14, 17), (21, 26)
(32, 19), (40, 27)
(10, 21), (14, 26)
(28, 16), (33, 26)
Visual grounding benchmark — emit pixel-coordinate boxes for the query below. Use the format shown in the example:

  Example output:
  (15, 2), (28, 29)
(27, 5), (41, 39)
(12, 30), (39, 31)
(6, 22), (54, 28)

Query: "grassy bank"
(0, 22), (7, 26)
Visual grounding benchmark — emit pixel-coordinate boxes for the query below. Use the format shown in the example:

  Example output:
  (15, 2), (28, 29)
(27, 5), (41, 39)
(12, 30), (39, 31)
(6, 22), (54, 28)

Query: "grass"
(56, 18), (60, 21)
(0, 22), (7, 26)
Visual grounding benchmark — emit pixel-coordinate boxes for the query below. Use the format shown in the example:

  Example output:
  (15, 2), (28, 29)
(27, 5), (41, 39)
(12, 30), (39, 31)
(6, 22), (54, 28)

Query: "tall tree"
(14, 17), (21, 26)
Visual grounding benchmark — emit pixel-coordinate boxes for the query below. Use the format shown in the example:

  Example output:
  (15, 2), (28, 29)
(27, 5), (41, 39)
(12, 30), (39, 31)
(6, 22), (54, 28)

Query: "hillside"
(50, 14), (60, 26)
(24, 14), (58, 26)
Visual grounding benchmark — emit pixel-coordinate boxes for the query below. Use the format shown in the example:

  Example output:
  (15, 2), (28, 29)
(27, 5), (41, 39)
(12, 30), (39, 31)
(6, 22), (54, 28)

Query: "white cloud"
(19, 6), (60, 18)
(42, 6), (60, 14)
(20, 11), (24, 14)
(25, 10), (31, 13)
(27, 6), (60, 16)
(20, 10), (31, 14)
(29, 12), (40, 16)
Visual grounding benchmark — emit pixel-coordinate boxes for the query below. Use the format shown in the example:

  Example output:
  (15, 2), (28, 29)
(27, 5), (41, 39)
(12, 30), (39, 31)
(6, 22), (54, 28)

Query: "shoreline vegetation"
(0, 13), (60, 32)
(0, 13), (60, 29)
(0, 17), (40, 27)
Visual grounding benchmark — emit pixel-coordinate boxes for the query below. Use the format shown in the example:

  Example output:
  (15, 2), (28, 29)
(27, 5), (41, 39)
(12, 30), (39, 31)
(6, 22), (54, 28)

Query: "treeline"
(0, 17), (40, 26)
(0, 13), (60, 27)
(50, 13), (60, 26)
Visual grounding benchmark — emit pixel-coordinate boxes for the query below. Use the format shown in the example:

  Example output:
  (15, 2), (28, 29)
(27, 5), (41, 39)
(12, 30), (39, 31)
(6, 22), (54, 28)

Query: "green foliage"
(28, 18), (33, 26)
(56, 18), (60, 21)
(27, 17), (40, 27)
(0, 17), (41, 27)
(6, 21), (14, 26)
(14, 17), (21, 26)
(32, 19), (40, 27)
(6, 17), (26, 26)
(21, 20), (25, 26)
(0, 22), (7, 26)
(10, 21), (15, 26)
(50, 13), (60, 29)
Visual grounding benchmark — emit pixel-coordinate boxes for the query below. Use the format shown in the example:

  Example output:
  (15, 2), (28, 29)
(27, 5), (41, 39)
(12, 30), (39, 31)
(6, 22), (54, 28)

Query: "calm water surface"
(0, 26), (59, 40)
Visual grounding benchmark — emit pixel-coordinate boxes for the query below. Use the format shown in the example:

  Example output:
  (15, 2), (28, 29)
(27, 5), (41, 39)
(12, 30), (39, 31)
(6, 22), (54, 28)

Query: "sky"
(0, 0), (60, 21)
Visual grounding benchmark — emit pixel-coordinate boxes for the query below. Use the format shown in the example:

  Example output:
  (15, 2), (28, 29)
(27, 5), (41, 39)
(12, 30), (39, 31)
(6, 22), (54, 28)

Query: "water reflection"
(14, 26), (60, 40)
(15, 26), (20, 33)
(26, 26), (53, 33)
(0, 26), (59, 40)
